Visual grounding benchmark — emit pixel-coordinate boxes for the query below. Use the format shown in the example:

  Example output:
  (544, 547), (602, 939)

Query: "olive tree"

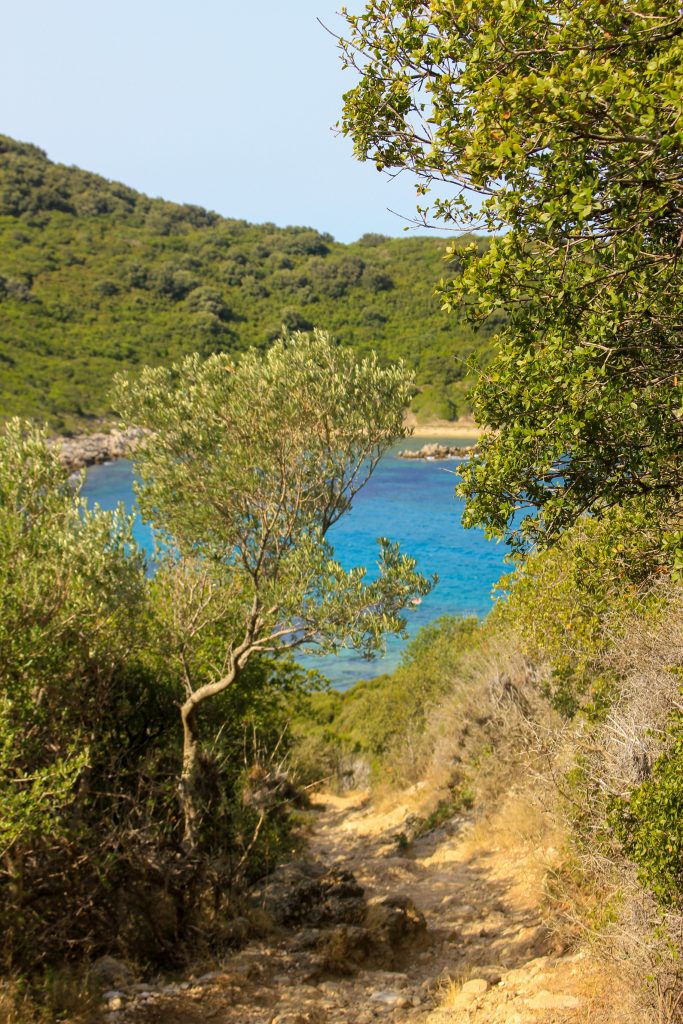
(338, 1), (683, 564)
(114, 330), (432, 847)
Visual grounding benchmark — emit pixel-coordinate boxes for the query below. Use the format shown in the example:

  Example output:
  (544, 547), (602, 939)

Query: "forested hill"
(0, 135), (497, 432)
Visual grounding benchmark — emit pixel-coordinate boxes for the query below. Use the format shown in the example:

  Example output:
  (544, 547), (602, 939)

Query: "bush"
(610, 710), (683, 910)
(0, 421), (316, 971)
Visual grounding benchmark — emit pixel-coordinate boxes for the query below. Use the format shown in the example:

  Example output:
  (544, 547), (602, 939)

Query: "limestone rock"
(365, 894), (427, 950)
(397, 443), (474, 461)
(102, 990), (126, 1011)
(52, 426), (149, 472)
(257, 863), (366, 927)
(318, 923), (375, 972)
(370, 988), (412, 1008)
(461, 978), (488, 996)
(527, 990), (581, 1010)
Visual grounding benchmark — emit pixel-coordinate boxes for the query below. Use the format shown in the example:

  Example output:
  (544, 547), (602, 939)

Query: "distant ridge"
(0, 135), (497, 431)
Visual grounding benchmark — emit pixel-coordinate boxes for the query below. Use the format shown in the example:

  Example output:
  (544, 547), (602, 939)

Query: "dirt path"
(116, 790), (626, 1024)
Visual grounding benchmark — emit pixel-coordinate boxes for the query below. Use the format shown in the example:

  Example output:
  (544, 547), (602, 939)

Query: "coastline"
(53, 415), (483, 474)
(404, 412), (484, 439)
(51, 426), (148, 472)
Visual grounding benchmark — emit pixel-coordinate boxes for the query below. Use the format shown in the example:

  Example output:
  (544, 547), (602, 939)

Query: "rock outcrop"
(398, 443), (474, 461)
(51, 427), (148, 472)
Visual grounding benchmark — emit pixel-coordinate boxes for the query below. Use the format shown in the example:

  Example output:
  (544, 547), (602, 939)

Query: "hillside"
(0, 136), (497, 432)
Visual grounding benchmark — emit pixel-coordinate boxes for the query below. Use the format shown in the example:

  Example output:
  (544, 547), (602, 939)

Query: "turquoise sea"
(82, 436), (508, 689)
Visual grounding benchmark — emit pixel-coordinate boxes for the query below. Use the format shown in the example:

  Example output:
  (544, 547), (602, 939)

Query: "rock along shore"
(398, 442), (475, 461)
(51, 426), (148, 472)
(53, 433), (474, 473)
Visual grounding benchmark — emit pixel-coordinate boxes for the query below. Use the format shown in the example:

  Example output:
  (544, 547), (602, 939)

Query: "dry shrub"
(403, 623), (564, 807)
(600, 583), (683, 794)
(555, 582), (683, 1022)
(0, 969), (100, 1024)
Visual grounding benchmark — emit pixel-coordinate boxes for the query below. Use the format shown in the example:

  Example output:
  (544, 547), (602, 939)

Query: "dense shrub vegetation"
(0, 334), (429, 978)
(0, 420), (312, 970)
(0, 135), (496, 432)
(341, 0), (683, 567)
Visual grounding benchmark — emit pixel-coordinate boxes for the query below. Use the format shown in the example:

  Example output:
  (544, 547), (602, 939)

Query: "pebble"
(461, 978), (488, 996)
(319, 981), (341, 995)
(370, 990), (411, 1009)
(527, 991), (581, 1010)
(102, 990), (126, 1011)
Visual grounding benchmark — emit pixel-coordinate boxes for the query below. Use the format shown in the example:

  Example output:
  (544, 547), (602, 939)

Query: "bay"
(81, 435), (508, 689)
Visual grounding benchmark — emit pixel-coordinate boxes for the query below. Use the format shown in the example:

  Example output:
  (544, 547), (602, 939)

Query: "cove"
(82, 435), (508, 689)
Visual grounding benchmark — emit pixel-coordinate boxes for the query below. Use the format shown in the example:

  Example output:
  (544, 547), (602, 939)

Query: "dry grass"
(379, 625), (557, 794)
(547, 584), (683, 1023)
(0, 970), (100, 1024)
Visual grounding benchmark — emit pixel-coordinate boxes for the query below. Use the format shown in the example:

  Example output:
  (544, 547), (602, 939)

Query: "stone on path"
(370, 988), (412, 1008)
(527, 990), (582, 1010)
(461, 978), (489, 996)
(91, 955), (132, 988)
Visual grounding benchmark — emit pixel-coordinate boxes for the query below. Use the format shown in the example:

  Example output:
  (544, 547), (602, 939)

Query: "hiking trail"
(112, 789), (624, 1024)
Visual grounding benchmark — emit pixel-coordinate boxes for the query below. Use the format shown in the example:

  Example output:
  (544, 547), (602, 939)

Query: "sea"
(82, 435), (509, 690)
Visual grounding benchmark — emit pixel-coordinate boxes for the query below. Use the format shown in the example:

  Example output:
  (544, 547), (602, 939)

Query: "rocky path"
(112, 790), (625, 1024)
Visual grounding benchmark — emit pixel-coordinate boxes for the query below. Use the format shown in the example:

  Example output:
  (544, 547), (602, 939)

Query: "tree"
(339, 0), (683, 562)
(114, 329), (433, 847)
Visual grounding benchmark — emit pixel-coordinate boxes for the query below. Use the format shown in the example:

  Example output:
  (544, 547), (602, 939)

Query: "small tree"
(115, 330), (433, 847)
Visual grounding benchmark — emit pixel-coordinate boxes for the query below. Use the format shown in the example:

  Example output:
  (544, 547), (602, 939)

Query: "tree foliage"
(339, 0), (683, 560)
(0, 420), (147, 817)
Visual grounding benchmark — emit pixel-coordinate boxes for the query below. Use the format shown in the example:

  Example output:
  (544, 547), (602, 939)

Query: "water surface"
(82, 436), (507, 688)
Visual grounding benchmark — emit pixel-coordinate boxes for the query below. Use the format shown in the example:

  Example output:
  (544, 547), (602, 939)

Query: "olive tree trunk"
(177, 633), (257, 849)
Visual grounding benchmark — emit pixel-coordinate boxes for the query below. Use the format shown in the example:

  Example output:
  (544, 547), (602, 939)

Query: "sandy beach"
(404, 411), (485, 439)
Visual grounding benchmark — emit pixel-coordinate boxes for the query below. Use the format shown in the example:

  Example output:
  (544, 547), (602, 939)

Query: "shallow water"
(82, 436), (508, 689)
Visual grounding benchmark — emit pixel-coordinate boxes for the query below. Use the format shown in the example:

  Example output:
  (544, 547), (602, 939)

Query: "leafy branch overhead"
(340, 0), (683, 562)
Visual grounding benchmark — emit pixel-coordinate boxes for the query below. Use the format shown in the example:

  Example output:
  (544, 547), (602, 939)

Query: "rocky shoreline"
(52, 433), (474, 474)
(398, 442), (475, 461)
(50, 426), (148, 472)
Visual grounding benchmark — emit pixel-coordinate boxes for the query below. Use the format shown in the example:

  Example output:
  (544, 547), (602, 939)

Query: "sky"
(1, 0), (447, 243)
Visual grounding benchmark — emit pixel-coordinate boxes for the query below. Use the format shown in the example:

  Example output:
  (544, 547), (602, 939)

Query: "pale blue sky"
(2, 0), (445, 242)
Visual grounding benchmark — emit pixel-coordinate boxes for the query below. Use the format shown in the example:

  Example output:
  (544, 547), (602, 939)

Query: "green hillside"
(0, 136), (498, 432)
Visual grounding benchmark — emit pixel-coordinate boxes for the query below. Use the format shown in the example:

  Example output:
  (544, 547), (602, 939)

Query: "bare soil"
(116, 790), (632, 1024)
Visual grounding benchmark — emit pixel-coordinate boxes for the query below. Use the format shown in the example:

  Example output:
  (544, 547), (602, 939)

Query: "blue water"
(82, 436), (508, 689)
